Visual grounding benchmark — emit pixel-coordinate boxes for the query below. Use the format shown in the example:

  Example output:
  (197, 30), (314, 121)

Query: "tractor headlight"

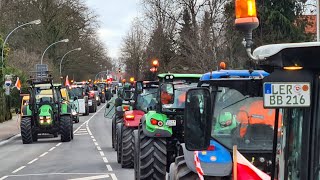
(40, 116), (44, 120)
(72, 111), (77, 116)
(96, 96), (99, 101)
(46, 116), (51, 120)
(40, 120), (44, 124)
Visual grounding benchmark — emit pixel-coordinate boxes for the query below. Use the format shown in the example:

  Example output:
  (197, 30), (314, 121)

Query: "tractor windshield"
(162, 83), (197, 110)
(35, 88), (54, 104)
(212, 87), (278, 151)
(136, 88), (158, 112)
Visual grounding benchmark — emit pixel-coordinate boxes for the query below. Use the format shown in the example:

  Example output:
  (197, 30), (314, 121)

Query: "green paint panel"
(145, 111), (172, 135)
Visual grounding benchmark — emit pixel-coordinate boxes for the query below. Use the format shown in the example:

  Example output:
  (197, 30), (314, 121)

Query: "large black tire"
(121, 125), (134, 168)
(170, 155), (198, 180)
(60, 116), (72, 142)
(116, 123), (122, 163)
(84, 105), (90, 116)
(138, 124), (167, 180)
(133, 129), (140, 180)
(32, 133), (38, 142)
(112, 116), (116, 148)
(94, 101), (97, 112)
(21, 117), (33, 144)
(53, 132), (58, 137)
(89, 105), (94, 113)
(101, 97), (106, 103)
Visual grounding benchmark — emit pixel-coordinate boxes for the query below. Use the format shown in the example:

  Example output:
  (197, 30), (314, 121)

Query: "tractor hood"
(39, 104), (52, 117)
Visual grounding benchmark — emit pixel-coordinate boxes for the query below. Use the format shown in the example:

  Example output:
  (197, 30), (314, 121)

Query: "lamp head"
(31, 19), (41, 25)
(61, 39), (69, 43)
(76, 47), (81, 51)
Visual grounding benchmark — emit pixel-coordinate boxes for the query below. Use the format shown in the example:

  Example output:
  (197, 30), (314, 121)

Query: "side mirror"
(73, 96), (78, 101)
(184, 88), (212, 151)
(136, 81), (143, 93)
(106, 103), (110, 108)
(160, 83), (174, 106)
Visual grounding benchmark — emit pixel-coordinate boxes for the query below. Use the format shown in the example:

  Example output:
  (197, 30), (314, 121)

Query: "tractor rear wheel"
(21, 117), (33, 144)
(133, 129), (139, 180)
(112, 116), (116, 149)
(121, 125), (134, 168)
(138, 124), (167, 180)
(32, 133), (38, 142)
(60, 116), (72, 142)
(116, 123), (122, 163)
(84, 105), (90, 116)
(170, 155), (198, 180)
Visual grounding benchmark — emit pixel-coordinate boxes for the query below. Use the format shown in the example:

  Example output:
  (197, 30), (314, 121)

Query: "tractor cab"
(180, 69), (275, 178)
(184, 43), (320, 180)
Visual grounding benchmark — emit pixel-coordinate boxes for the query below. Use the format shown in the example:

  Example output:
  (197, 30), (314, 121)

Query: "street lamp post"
(59, 47), (81, 77)
(40, 38), (69, 64)
(1, 19), (41, 79)
(0, 19), (41, 122)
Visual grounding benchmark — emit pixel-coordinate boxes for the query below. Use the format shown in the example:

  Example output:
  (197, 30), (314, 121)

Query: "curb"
(0, 133), (21, 146)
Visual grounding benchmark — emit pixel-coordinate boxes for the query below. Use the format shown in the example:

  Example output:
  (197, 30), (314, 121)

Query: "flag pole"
(233, 145), (237, 180)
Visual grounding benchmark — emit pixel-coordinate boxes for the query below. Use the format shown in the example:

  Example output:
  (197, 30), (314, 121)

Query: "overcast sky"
(85, 0), (141, 59)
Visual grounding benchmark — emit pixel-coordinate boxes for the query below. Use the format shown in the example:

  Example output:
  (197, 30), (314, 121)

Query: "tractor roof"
(158, 73), (202, 79)
(253, 42), (320, 70)
(200, 70), (269, 81)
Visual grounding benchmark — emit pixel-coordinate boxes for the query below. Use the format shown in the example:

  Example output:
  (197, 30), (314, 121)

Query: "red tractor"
(117, 81), (159, 168)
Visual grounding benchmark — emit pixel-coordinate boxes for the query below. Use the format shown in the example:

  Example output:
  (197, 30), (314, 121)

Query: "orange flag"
(15, 77), (21, 90)
(65, 75), (70, 87)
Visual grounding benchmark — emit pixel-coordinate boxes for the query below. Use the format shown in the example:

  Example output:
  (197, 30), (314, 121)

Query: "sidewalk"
(0, 114), (21, 142)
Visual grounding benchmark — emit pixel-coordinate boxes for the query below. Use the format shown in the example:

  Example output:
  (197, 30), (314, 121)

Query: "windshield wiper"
(221, 95), (250, 110)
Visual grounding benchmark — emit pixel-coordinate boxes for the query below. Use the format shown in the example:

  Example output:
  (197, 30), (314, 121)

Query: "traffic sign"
(5, 80), (12, 86)
(36, 64), (48, 77)
(263, 82), (310, 108)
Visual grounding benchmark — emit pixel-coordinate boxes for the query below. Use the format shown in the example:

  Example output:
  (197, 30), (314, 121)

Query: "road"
(0, 104), (133, 180)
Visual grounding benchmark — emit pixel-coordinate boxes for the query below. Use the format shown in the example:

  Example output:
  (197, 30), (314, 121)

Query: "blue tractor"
(168, 69), (276, 179)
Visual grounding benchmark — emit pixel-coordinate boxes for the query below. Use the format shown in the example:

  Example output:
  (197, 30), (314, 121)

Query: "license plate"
(88, 100), (92, 106)
(263, 82), (310, 108)
(166, 120), (176, 126)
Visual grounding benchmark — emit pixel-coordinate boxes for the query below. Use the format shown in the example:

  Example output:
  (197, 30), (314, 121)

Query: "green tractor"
(20, 76), (74, 144)
(134, 73), (202, 180)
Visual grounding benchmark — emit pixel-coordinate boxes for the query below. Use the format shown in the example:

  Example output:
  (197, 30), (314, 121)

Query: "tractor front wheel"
(116, 123), (122, 163)
(138, 124), (167, 180)
(60, 116), (72, 142)
(169, 155), (198, 180)
(121, 125), (134, 168)
(21, 117), (33, 144)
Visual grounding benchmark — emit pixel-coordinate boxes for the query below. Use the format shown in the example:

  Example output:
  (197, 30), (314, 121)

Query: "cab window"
(284, 108), (304, 180)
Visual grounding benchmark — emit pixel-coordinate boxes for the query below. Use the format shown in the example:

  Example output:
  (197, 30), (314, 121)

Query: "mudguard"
(141, 111), (172, 137)
(22, 105), (32, 116)
(123, 110), (145, 127)
(61, 103), (71, 115)
(182, 140), (232, 177)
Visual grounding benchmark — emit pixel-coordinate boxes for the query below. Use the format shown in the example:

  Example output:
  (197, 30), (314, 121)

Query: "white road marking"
(106, 165), (113, 171)
(12, 166), (25, 173)
(99, 151), (104, 156)
(91, 136), (94, 138)
(92, 139), (96, 142)
(74, 133), (89, 136)
(7, 173), (109, 177)
(39, 152), (48, 157)
(68, 174), (109, 180)
(94, 142), (99, 146)
(0, 176), (8, 180)
(27, 158), (38, 164)
(56, 143), (62, 147)
(110, 174), (118, 180)
(102, 157), (108, 163)
(96, 146), (101, 151)
(48, 147), (56, 151)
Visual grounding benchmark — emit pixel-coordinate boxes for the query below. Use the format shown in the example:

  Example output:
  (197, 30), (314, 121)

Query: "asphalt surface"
(0, 103), (133, 180)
